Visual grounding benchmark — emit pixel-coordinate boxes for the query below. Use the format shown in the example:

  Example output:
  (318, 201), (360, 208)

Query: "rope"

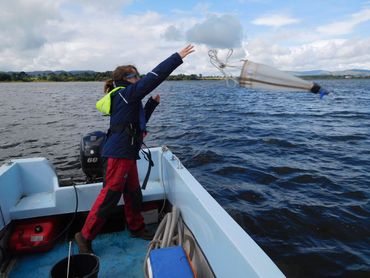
(208, 49), (235, 74)
(208, 49), (240, 87)
(143, 206), (195, 277)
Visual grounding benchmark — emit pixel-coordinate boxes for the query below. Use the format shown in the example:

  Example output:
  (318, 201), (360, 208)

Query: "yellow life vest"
(96, 86), (125, 116)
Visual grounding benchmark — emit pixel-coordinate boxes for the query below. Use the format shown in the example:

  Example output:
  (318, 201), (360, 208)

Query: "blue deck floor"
(9, 230), (150, 278)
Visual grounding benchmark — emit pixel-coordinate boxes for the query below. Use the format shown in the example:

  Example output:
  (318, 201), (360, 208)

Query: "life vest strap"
(109, 123), (130, 133)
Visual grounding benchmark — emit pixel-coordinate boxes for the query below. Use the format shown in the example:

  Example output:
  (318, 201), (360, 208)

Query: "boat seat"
(9, 180), (165, 220)
(0, 158), (59, 221)
(142, 180), (165, 202)
(1, 157), (165, 222)
(9, 192), (56, 219)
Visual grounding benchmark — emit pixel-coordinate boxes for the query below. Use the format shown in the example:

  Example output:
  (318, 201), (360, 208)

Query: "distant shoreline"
(2, 67), (370, 83)
(0, 71), (369, 82)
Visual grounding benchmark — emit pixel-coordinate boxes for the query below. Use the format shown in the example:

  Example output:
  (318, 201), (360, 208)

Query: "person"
(75, 45), (195, 254)
(103, 78), (161, 133)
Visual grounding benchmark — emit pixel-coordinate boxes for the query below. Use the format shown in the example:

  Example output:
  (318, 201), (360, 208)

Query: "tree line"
(0, 71), (206, 82)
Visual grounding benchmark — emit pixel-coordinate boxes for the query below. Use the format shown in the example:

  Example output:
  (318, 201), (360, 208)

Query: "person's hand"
(178, 44), (195, 59)
(153, 94), (160, 103)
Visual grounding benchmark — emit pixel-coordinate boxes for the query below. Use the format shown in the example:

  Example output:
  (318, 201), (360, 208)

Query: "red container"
(9, 216), (61, 254)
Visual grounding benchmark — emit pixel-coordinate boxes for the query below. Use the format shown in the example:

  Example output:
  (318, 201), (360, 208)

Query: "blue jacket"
(102, 53), (183, 159)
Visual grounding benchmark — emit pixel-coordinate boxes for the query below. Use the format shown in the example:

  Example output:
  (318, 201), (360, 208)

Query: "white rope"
(66, 241), (72, 278)
(208, 49), (240, 87)
(143, 207), (195, 278)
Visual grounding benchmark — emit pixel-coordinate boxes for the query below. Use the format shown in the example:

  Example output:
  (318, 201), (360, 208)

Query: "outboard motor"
(80, 131), (106, 181)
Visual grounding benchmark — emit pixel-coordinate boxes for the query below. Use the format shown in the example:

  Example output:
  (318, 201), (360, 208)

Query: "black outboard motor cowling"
(80, 131), (106, 180)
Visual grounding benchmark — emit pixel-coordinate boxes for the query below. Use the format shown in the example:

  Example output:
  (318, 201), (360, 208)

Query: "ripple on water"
(187, 150), (223, 168)
(262, 138), (298, 148)
(0, 142), (20, 149)
(238, 190), (267, 204)
(271, 166), (306, 175)
(288, 174), (334, 186)
(213, 165), (248, 175)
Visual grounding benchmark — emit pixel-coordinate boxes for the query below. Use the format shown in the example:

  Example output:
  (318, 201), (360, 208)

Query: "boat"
(0, 140), (285, 277)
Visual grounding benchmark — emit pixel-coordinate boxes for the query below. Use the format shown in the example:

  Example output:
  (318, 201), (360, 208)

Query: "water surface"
(1, 80), (369, 277)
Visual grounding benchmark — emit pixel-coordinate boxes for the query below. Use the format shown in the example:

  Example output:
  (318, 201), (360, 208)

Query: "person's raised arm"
(128, 45), (195, 100)
(178, 44), (195, 59)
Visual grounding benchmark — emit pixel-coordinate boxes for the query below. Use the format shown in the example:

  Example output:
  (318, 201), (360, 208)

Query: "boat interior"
(0, 146), (284, 277)
(0, 147), (214, 277)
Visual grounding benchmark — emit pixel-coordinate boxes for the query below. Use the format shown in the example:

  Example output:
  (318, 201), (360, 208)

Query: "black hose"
(0, 205), (6, 229)
(53, 183), (79, 242)
(141, 142), (154, 190)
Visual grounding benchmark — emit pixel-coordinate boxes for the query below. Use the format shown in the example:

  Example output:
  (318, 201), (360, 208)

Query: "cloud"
(317, 8), (370, 36)
(67, 0), (133, 12)
(252, 14), (300, 28)
(246, 37), (370, 71)
(0, 1), (62, 51)
(1, 1), (370, 74)
(0, 1), (176, 72)
(163, 25), (184, 41)
(245, 7), (370, 71)
(31, 11), (172, 71)
(186, 14), (244, 48)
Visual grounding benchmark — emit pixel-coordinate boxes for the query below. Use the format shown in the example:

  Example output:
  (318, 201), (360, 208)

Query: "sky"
(1, 0), (370, 75)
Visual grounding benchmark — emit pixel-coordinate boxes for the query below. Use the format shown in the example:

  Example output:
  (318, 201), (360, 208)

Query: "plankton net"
(208, 49), (329, 98)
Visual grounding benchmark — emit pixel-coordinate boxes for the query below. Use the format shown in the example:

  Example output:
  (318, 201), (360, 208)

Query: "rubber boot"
(74, 232), (94, 254)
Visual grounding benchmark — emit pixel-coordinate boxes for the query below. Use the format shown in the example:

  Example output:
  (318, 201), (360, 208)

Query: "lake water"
(0, 80), (369, 277)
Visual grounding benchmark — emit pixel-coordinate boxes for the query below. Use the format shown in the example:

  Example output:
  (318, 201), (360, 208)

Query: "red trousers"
(81, 158), (144, 240)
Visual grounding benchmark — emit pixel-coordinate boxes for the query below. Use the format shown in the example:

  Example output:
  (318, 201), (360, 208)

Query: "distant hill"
(19, 69), (370, 77)
(290, 70), (331, 76)
(330, 69), (370, 76)
(291, 69), (370, 77)
(1, 69), (369, 82)
(24, 70), (98, 77)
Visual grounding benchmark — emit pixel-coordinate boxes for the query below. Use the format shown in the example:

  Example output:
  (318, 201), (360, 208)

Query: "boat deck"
(9, 229), (151, 277)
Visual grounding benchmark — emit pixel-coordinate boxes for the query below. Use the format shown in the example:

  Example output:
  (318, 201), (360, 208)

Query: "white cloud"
(317, 8), (370, 36)
(163, 25), (184, 41)
(246, 37), (370, 71)
(186, 14), (244, 48)
(0, 1), (180, 72)
(245, 6), (370, 71)
(34, 11), (174, 71)
(252, 14), (300, 28)
(0, 1), (62, 51)
(0, 1), (369, 74)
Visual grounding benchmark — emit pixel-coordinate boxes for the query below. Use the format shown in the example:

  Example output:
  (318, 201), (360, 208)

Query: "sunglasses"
(125, 73), (140, 79)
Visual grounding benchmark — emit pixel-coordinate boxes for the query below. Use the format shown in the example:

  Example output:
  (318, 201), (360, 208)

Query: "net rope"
(208, 49), (240, 87)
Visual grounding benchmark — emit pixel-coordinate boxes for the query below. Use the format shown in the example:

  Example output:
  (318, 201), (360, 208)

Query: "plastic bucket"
(50, 254), (99, 278)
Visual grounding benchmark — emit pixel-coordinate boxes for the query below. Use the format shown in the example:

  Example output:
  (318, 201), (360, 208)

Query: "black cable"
(52, 183), (79, 242)
(0, 205), (6, 230)
(141, 142), (154, 190)
(0, 205), (7, 245)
